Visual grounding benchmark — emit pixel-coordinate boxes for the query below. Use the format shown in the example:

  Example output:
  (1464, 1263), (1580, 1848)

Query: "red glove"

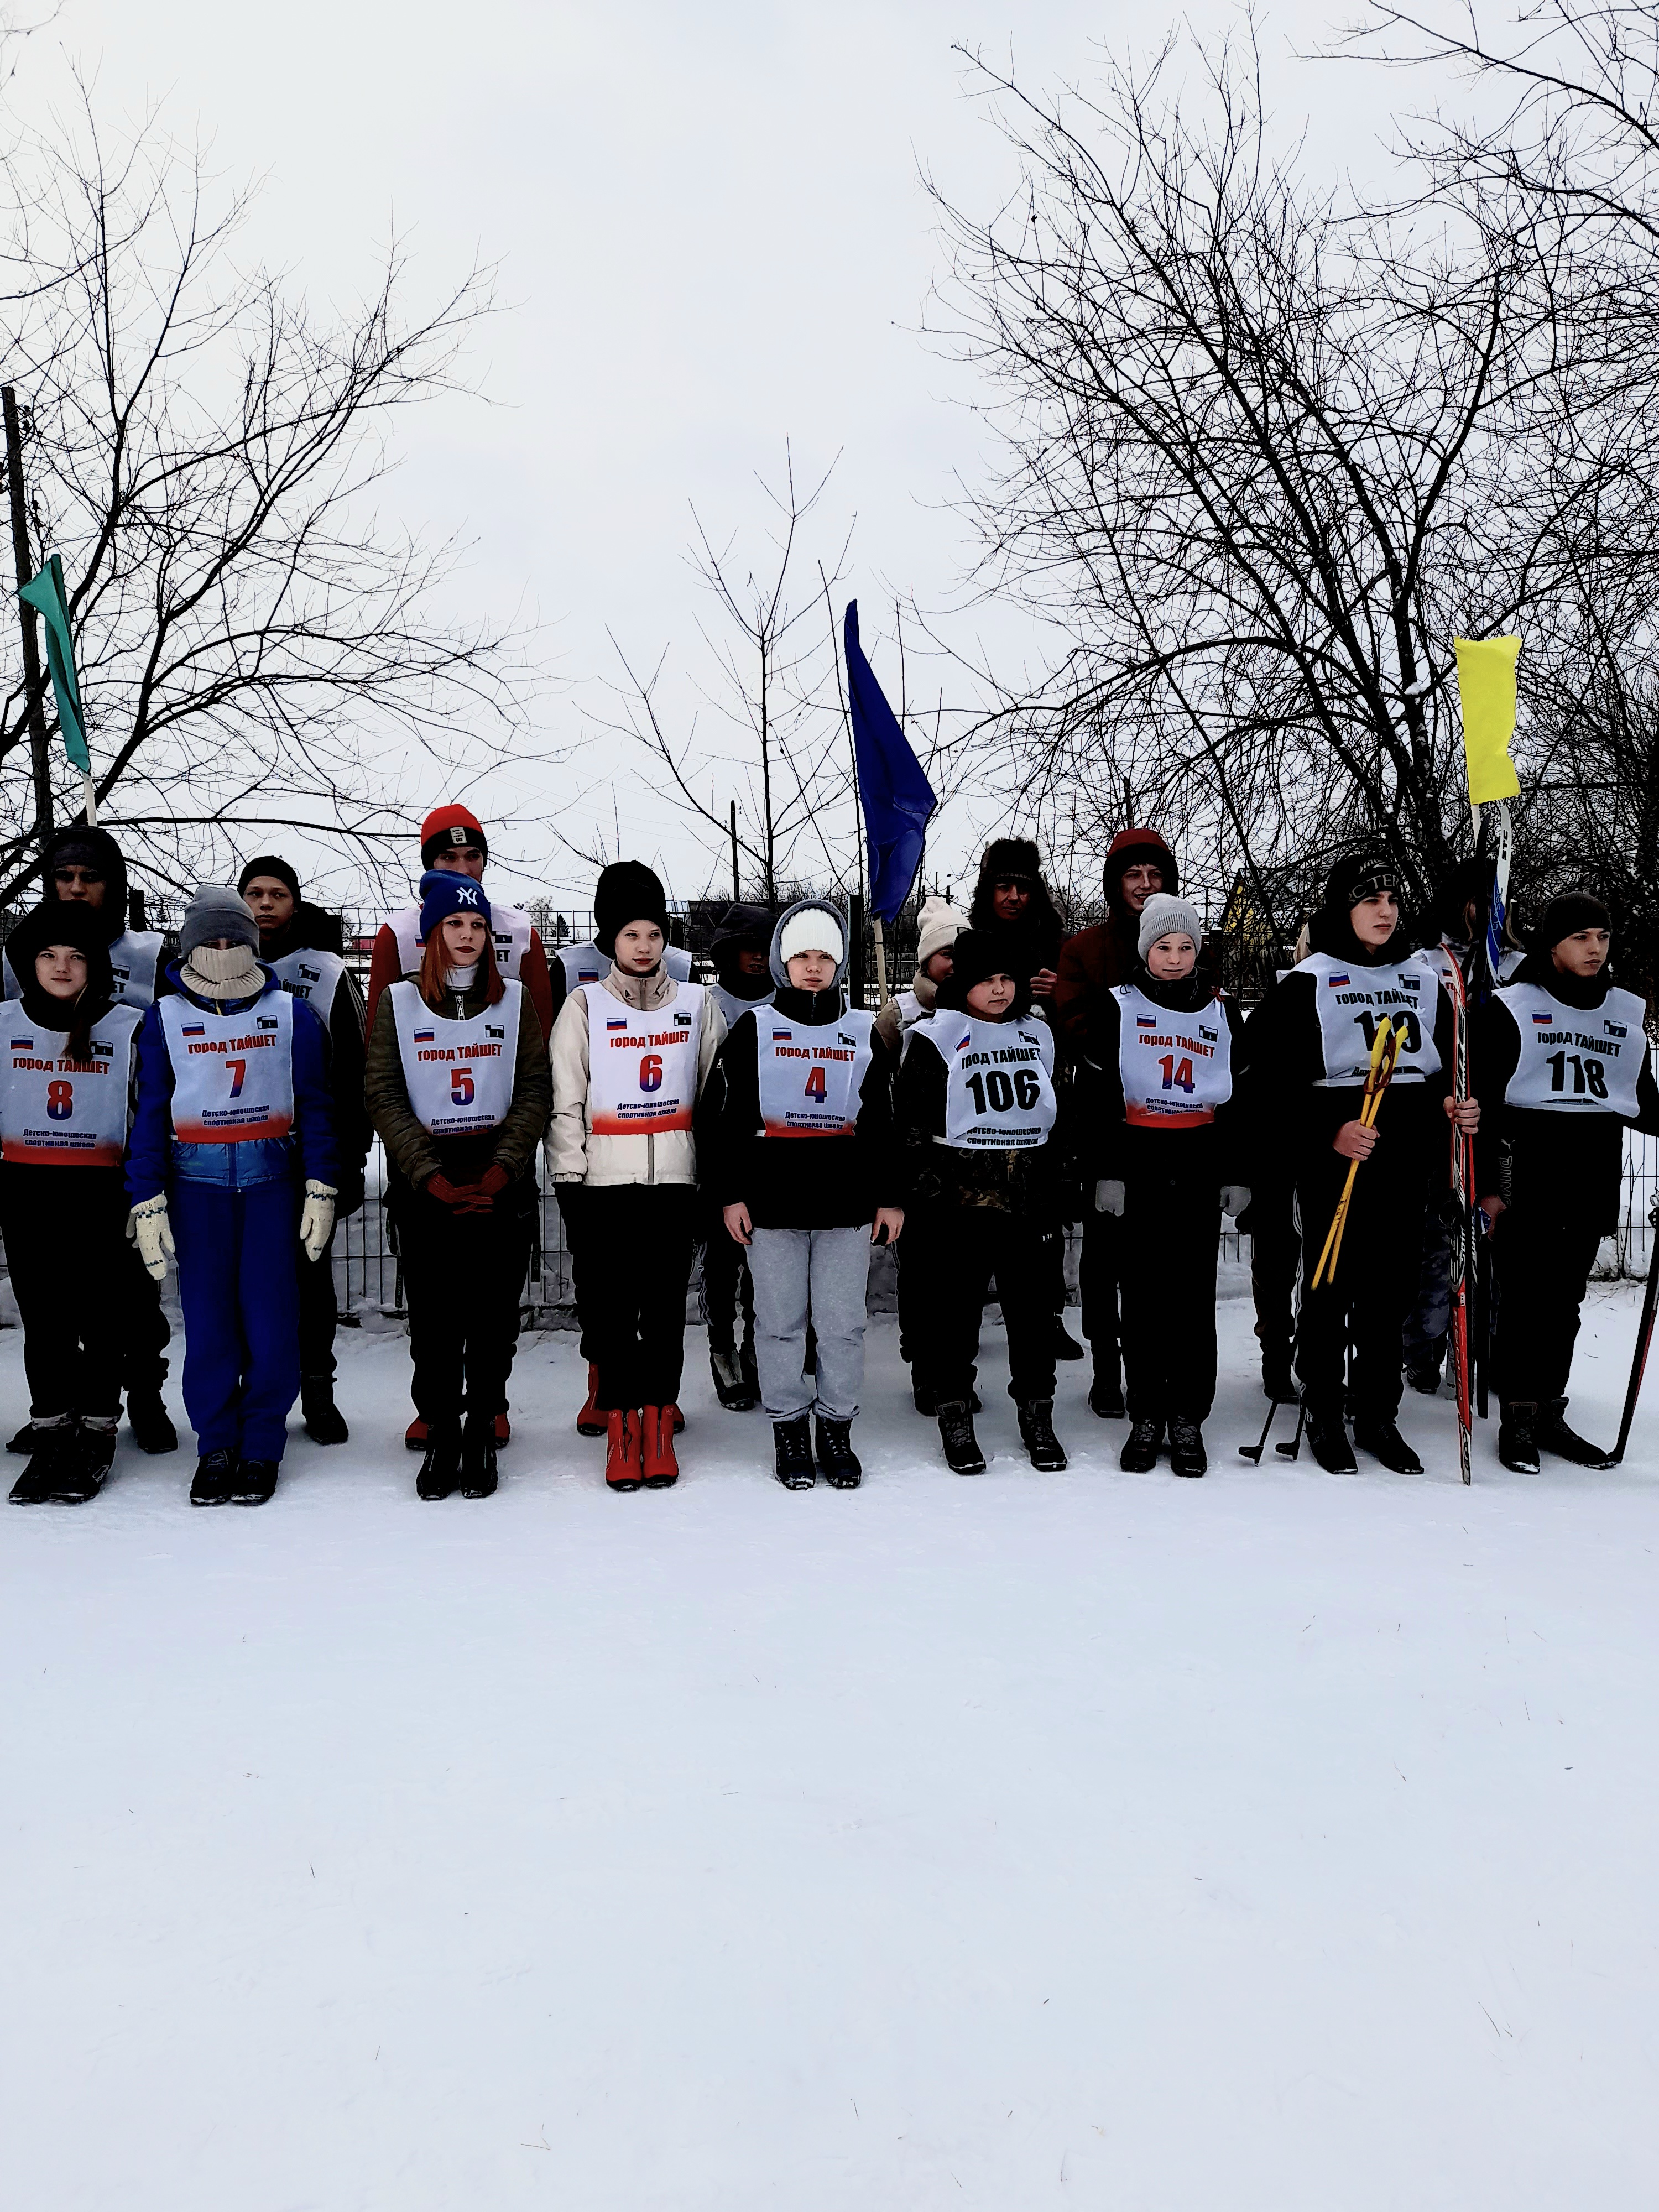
(425, 1173), (482, 1210)
(476, 1164), (512, 1198)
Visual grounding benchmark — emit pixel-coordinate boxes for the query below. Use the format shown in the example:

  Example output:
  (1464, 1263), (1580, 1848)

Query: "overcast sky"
(29, 1), (1423, 912)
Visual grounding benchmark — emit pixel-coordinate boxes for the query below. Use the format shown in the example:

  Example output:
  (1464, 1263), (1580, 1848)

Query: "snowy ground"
(5, 1276), (1659, 2211)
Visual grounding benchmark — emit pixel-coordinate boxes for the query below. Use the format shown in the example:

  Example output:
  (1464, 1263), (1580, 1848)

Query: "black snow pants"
(0, 1163), (148, 1421)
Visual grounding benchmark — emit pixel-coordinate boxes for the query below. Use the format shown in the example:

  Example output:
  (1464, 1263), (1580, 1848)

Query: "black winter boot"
(228, 1458), (279, 1506)
(773, 1416), (815, 1489)
(1404, 1358), (1443, 1397)
(9, 1419), (75, 1505)
(1498, 1402), (1540, 1473)
(1167, 1418), (1207, 1477)
(1018, 1399), (1067, 1471)
(1307, 1415), (1357, 1474)
(1536, 1400), (1613, 1469)
(418, 1418), (463, 1499)
(124, 1389), (178, 1455)
(814, 1416), (863, 1488)
(460, 1413), (499, 1498)
(711, 1346), (758, 1411)
(1119, 1417), (1162, 1473)
(1353, 1416), (1423, 1474)
(6, 1418), (40, 1454)
(190, 1448), (236, 1506)
(47, 1420), (117, 1504)
(301, 1376), (349, 1446)
(937, 1400), (987, 1475)
(1052, 1316), (1086, 1362)
(1089, 1361), (1126, 1420)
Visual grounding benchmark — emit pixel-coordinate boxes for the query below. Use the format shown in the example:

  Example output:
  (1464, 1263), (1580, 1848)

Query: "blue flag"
(844, 601), (936, 923)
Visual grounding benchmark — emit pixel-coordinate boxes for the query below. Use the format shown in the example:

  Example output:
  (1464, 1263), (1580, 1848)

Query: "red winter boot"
(641, 1406), (679, 1489)
(666, 1401), (685, 1435)
(576, 1363), (605, 1438)
(604, 1408), (643, 1492)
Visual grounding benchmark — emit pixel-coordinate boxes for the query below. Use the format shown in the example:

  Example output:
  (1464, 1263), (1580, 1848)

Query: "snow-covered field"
(5, 1281), (1658, 2210)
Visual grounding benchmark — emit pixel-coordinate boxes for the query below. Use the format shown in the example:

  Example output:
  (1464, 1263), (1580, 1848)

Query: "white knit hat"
(778, 906), (845, 967)
(1137, 892), (1204, 961)
(916, 895), (969, 968)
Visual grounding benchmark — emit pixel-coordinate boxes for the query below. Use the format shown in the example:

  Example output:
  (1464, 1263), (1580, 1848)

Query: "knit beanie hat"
(179, 885), (259, 958)
(6, 900), (115, 1006)
(1322, 849), (1405, 915)
(916, 895), (969, 968)
(420, 804), (488, 870)
(593, 861), (671, 958)
(419, 868), (493, 941)
(1533, 890), (1611, 953)
(1137, 893), (1204, 961)
(778, 905), (846, 967)
(1104, 827), (1178, 907)
(935, 927), (1033, 1014)
(978, 837), (1044, 886)
(237, 854), (301, 901)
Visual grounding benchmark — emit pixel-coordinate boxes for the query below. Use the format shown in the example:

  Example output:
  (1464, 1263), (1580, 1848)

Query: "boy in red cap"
(367, 805), (559, 1449)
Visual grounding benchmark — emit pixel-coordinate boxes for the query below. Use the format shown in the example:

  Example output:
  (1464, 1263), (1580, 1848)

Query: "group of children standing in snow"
(0, 804), (1651, 1507)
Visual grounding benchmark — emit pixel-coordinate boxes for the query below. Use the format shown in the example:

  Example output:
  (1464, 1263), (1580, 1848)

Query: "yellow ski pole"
(1311, 1018), (1401, 1290)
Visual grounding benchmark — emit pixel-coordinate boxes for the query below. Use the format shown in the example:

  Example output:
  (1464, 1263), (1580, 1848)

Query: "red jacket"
(1051, 828), (1180, 1056)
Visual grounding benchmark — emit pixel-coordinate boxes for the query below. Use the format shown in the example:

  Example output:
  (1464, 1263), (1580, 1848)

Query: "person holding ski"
(1083, 895), (1251, 1477)
(895, 929), (1068, 1475)
(3, 823), (174, 1457)
(1052, 827), (1187, 1418)
(700, 904), (774, 1410)
(1241, 853), (1479, 1475)
(126, 887), (338, 1506)
(1472, 893), (1659, 1473)
(549, 862), (721, 1491)
(239, 856), (372, 1446)
(702, 898), (900, 1491)
(1, 906), (150, 1504)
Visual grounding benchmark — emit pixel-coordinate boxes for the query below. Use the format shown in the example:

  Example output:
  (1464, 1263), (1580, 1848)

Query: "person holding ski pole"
(1081, 895), (1251, 1477)
(1472, 893), (1659, 1473)
(1241, 853), (1478, 1474)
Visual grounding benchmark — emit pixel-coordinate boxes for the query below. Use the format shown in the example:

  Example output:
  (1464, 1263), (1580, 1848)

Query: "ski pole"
(1611, 1190), (1659, 1465)
(1311, 1019), (1402, 1290)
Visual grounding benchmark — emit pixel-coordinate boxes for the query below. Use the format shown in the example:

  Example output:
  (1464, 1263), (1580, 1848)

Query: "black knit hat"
(237, 854), (301, 901)
(1533, 890), (1611, 953)
(6, 900), (116, 1010)
(1322, 849), (1405, 914)
(978, 837), (1044, 886)
(935, 927), (1033, 1015)
(593, 860), (671, 958)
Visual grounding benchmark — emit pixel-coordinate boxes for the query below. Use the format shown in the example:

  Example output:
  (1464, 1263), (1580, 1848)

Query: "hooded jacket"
(126, 962), (337, 1198)
(967, 839), (1066, 988)
(3, 826), (165, 1008)
(1052, 828), (1182, 1055)
(708, 902), (776, 1027)
(547, 951), (724, 1189)
(699, 897), (901, 1229)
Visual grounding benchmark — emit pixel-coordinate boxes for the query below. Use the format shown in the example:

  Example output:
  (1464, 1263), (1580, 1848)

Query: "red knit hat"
(420, 804), (488, 868)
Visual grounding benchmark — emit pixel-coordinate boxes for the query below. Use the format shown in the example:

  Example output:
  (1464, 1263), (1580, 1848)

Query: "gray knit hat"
(180, 884), (260, 958)
(1137, 892), (1204, 961)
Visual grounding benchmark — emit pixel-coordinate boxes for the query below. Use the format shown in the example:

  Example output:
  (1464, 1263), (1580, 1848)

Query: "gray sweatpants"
(747, 1224), (872, 1422)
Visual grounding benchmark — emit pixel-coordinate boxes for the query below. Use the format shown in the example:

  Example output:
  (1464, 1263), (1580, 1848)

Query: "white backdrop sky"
(25, 2), (1430, 914)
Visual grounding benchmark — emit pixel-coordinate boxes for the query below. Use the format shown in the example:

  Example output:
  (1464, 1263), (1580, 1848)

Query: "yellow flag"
(1453, 634), (1521, 804)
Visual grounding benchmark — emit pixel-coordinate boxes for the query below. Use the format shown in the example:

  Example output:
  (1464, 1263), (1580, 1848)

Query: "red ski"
(1444, 952), (1475, 1485)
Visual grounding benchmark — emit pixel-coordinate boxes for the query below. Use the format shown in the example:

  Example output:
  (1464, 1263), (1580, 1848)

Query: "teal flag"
(19, 554), (90, 773)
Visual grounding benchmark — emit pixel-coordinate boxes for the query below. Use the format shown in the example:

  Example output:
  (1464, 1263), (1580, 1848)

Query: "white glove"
(1094, 1178), (1126, 1217)
(299, 1180), (337, 1264)
(1220, 1184), (1251, 1220)
(129, 1194), (174, 1282)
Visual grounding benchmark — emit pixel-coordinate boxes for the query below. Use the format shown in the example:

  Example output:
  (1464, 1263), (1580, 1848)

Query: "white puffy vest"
(916, 1010), (1057, 1151)
(157, 991), (295, 1144)
(581, 979), (705, 1135)
(0, 1001), (143, 1166)
(1297, 951), (1442, 1086)
(390, 977), (521, 1135)
(756, 1006), (877, 1137)
(1495, 980), (1647, 1115)
(1113, 983), (1233, 1127)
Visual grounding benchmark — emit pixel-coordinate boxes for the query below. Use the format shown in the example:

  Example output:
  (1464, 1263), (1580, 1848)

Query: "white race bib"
(1497, 981), (1646, 1115)
(0, 1002), (142, 1166)
(1113, 983), (1233, 1126)
(757, 1006), (877, 1136)
(391, 978), (520, 1135)
(1297, 951), (1442, 1086)
(919, 1011), (1056, 1150)
(583, 979), (705, 1135)
(708, 979), (774, 1028)
(269, 945), (346, 1024)
(159, 991), (295, 1144)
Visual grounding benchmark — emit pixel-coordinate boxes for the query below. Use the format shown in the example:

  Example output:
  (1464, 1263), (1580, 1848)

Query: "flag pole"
(873, 916), (889, 1009)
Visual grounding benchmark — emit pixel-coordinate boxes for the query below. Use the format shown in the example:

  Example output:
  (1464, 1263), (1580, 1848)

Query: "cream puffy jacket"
(547, 961), (726, 1187)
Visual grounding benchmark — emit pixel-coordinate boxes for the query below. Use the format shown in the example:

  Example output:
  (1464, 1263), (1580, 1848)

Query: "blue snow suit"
(127, 963), (337, 1460)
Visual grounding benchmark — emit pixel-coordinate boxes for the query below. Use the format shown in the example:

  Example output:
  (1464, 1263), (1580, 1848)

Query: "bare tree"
(925, 23), (1637, 936)
(0, 90), (545, 910)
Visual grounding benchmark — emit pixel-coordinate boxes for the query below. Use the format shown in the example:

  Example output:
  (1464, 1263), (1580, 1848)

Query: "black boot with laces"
(124, 1389), (178, 1455)
(814, 1416), (862, 1488)
(1499, 1402), (1540, 1473)
(1306, 1415), (1357, 1474)
(190, 1447), (236, 1506)
(1536, 1400), (1613, 1469)
(417, 1418), (463, 1500)
(1167, 1418), (1208, 1477)
(773, 1416), (815, 1489)
(937, 1399), (986, 1475)
(1017, 1399), (1067, 1471)
(48, 1421), (117, 1503)
(1119, 1417), (1162, 1473)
